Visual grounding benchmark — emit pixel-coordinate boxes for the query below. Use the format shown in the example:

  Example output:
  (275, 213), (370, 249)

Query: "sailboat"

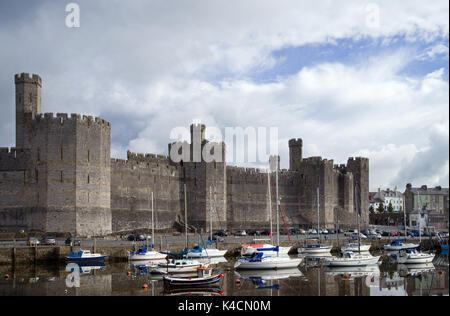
(234, 157), (303, 270)
(323, 182), (380, 267)
(298, 188), (332, 255)
(240, 171), (291, 257)
(152, 184), (207, 274)
(395, 191), (434, 264)
(128, 192), (167, 261)
(186, 187), (227, 258)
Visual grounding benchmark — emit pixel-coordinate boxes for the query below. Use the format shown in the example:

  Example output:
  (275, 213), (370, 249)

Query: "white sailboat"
(322, 182), (380, 267)
(298, 188), (332, 255)
(235, 157), (302, 270)
(128, 192), (167, 261)
(186, 187), (227, 258)
(323, 251), (380, 267)
(154, 184), (208, 273)
(396, 191), (434, 264)
(341, 243), (371, 253)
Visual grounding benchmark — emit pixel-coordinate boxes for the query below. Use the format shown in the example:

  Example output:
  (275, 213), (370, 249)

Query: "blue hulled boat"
(65, 249), (106, 262)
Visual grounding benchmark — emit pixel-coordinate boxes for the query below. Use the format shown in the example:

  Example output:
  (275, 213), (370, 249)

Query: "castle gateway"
(0, 73), (369, 236)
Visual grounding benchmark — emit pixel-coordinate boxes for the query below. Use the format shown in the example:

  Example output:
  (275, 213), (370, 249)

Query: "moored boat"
(384, 239), (419, 251)
(150, 259), (206, 274)
(397, 249), (435, 264)
(128, 245), (167, 261)
(234, 252), (303, 270)
(322, 251), (380, 267)
(241, 242), (291, 257)
(163, 266), (223, 286)
(65, 249), (106, 262)
(341, 243), (371, 253)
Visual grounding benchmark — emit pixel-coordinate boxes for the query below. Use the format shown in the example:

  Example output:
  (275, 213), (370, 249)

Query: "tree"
(387, 202), (394, 213)
(369, 205), (375, 214)
(377, 202), (385, 213)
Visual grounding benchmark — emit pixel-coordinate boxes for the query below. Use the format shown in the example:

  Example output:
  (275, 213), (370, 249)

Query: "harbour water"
(0, 252), (448, 296)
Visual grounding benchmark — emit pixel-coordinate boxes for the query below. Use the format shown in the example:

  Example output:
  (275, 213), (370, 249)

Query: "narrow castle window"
(60, 171), (63, 183)
(87, 174), (90, 184)
(61, 147), (64, 161)
(87, 150), (90, 162)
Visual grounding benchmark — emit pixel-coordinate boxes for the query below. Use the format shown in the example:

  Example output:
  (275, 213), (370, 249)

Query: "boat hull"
(323, 256), (380, 267)
(128, 251), (167, 261)
(341, 244), (371, 252)
(163, 274), (222, 286)
(234, 257), (302, 270)
(186, 249), (228, 258)
(398, 253), (435, 264)
(65, 256), (106, 263)
(298, 245), (332, 254)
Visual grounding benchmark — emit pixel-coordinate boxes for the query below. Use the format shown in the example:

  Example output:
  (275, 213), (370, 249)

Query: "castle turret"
(288, 138), (302, 171)
(15, 73), (42, 148)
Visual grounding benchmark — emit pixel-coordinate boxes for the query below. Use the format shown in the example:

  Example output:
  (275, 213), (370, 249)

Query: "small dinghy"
(65, 249), (106, 262)
(163, 266), (223, 286)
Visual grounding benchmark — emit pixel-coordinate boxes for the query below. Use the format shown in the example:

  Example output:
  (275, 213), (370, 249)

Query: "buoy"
(4, 274), (9, 279)
(127, 271), (131, 276)
(220, 291), (224, 295)
(344, 273), (350, 280)
(438, 270), (443, 275)
(219, 274), (224, 278)
(142, 284), (148, 289)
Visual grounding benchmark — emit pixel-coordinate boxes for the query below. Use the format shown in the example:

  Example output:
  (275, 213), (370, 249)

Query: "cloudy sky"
(0, 0), (448, 191)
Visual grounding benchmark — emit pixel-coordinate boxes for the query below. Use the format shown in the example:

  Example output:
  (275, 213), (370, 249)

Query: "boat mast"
(356, 183), (361, 253)
(268, 170), (273, 244)
(209, 186), (213, 244)
(151, 192), (154, 248)
(184, 183), (188, 250)
(276, 162), (280, 255)
(317, 187), (320, 244)
(418, 191), (422, 245)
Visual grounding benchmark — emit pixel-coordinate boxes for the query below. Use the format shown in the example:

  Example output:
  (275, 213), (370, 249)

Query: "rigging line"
(270, 174), (291, 241)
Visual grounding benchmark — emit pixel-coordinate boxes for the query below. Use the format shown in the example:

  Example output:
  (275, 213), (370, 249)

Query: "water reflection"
(0, 254), (448, 296)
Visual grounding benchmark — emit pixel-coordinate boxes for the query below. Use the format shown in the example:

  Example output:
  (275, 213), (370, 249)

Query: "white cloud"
(0, 0), (448, 190)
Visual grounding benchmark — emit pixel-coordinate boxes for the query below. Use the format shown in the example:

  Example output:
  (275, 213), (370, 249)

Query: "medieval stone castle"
(0, 73), (369, 237)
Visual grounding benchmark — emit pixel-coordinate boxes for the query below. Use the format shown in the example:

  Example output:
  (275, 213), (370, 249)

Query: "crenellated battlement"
(15, 73), (42, 86)
(0, 147), (31, 171)
(289, 138), (303, 146)
(126, 150), (171, 165)
(25, 112), (111, 128)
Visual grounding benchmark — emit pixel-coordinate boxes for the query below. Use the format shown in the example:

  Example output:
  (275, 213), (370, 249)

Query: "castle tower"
(15, 73), (42, 148)
(346, 157), (369, 226)
(288, 138), (302, 171)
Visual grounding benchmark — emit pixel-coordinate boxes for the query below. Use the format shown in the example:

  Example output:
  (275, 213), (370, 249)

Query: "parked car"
(260, 230), (271, 236)
(344, 229), (358, 237)
(328, 230), (335, 234)
(321, 229), (329, 234)
(128, 233), (149, 241)
(209, 235), (225, 242)
(307, 229), (317, 234)
(234, 230), (247, 236)
(214, 230), (228, 237)
(298, 229), (306, 235)
(248, 230), (262, 236)
(27, 237), (40, 246)
(368, 233), (382, 240)
(41, 236), (56, 245)
(65, 237), (81, 246)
